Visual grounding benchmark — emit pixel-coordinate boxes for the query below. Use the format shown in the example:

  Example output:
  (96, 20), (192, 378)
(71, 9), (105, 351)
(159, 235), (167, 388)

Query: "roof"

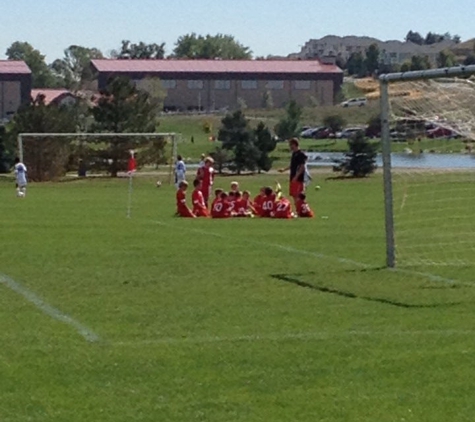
(91, 59), (342, 75)
(31, 89), (76, 105)
(0, 60), (31, 74)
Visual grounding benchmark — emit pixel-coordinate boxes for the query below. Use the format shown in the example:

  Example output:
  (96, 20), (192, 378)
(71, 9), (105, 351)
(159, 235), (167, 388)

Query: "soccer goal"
(17, 132), (178, 182)
(380, 64), (475, 268)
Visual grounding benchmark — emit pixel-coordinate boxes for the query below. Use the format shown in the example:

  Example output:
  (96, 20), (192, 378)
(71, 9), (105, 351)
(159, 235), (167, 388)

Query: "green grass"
(1, 172), (475, 422)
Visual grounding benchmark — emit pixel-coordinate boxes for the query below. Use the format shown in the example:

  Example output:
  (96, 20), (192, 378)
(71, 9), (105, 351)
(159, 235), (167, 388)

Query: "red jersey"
(261, 194), (276, 218)
(201, 166), (214, 189)
(296, 199), (314, 218)
(272, 198), (293, 219)
(176, 190), (195, 218)
(192, 189), (210, 217)
(235, 198), (250, 216)
(253, 194), (264, 216)
(211, 199), (231, 219)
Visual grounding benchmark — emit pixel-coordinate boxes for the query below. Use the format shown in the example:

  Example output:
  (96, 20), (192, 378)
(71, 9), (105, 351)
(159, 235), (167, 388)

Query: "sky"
(1, 0), (474, 62)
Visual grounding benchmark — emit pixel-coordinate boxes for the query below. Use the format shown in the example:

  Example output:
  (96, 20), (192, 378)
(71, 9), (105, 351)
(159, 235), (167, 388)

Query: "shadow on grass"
(271, 273), (462, 309)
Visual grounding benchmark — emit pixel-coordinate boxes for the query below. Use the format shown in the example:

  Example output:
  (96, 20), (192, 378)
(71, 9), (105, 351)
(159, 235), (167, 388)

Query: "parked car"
(337, 127), (365, 139)
(427, 126), (461, 139)
(340, 97), (367, 107)
(300, 126), (334, 139)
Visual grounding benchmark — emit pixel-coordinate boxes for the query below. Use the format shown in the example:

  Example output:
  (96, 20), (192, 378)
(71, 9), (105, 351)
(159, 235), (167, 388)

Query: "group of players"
(175, 138), (314, 219)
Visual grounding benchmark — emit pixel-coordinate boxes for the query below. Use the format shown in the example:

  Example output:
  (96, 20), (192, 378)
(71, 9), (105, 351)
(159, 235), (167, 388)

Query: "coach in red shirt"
(280, 138), (307, 203)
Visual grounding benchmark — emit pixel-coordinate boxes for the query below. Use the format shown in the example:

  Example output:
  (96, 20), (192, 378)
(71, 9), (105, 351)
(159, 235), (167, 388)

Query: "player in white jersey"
(14, 157), (27, 197)
(174, 155), (187, 189)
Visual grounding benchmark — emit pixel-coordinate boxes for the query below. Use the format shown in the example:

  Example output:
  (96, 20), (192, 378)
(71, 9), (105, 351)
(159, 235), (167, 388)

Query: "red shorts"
(289, 181), (304, 198)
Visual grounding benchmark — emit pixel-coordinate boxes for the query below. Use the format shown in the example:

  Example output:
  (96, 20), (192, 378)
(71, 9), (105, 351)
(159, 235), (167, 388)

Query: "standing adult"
(174, 155), (186, 188)
(279, 138), (307, 203)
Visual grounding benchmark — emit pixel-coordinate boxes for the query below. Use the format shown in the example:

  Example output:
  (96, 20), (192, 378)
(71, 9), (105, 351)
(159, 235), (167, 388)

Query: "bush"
(335, 131), (377, 177)
(323, 114), (346, 133)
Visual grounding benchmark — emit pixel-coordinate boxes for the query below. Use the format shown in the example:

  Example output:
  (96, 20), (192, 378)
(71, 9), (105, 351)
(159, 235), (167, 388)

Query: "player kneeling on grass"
(211, 191), (232, 219)
(271, 196), (293, 219)
(296, 193), (314, 218)
(261, 187), (277, 218)
(176, 181), (196, 218)
(192, 179), (210, 218)
(234, 191), (256, 217)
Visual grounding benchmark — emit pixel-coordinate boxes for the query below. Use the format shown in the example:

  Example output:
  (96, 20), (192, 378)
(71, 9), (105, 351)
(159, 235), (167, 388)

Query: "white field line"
(113, 328), (475, 348)
(0, 272), (100, 343)
(153, 220), (472, 286)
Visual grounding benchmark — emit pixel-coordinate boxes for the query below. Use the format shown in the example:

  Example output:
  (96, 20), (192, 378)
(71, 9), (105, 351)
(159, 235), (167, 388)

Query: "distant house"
(31, 88), (77, 107)
(296, 35), (456, 66)
(91, 59), (343, 111)
(0, 60), (31, 122)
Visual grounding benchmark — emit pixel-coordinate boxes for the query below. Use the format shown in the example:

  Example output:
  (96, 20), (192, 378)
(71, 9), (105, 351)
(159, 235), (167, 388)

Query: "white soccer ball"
(17, 191), (25, 197)
(156, 180), (162, 188)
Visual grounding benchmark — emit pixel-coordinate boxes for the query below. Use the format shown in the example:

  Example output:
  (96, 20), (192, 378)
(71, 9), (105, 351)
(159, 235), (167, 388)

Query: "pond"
(305, 152), (475, 169)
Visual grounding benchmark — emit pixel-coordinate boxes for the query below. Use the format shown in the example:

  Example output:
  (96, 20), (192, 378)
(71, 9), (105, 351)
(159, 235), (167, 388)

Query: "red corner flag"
(127, 151), (136, 175)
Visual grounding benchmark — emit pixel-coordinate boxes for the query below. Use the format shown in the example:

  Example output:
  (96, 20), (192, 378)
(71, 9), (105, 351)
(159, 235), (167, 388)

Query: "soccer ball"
(156, 180), (162, 188)
(17, 191), (25, 198)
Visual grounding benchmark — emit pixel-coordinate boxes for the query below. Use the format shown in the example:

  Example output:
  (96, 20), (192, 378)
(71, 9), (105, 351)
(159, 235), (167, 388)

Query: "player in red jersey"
(200, 157), (215, 206)
(176, 181), (196, 218)
(192, 179), (210, 217)
(271, 196), (293, 219)
(233, 191), (253, 217)
(211, 188), (223, 211)
(227, 191), (237, 213)
(211, 192), (232, 219)
(296, 192), (314, 218)
(261, 187), (276, 218)
(253, 187), (266, 217)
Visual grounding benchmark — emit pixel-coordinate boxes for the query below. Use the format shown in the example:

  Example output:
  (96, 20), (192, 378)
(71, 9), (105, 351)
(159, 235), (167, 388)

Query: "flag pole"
(126, 150), (136, 219)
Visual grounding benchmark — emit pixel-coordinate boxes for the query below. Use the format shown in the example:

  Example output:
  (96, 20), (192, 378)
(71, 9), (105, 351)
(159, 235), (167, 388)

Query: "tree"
(113, 40), (166, 59)
(0, 126), (13, 173)
(6, 41), (60, 88)
(366, 114), (382, 138)
(365, 43), (380, 74)
(254, 122), (276, 173)
(173, 33), (252, 59)
(436, 49), (456, 68)
(7, 95), (79, 181)
(91, 77), (160, 176)
(217, 110), (258, 174)
(51, 45), (103, 89)
(323, 114), (346, 133)
(464, 54), (475, 65)
(405, 31), (424, 45)
(209, 146), (231, 174)
(409, 55), (431, 71)
(274, 100), (302, 141)
(347, 52), (367, 77)
(337, 131), (377, 177)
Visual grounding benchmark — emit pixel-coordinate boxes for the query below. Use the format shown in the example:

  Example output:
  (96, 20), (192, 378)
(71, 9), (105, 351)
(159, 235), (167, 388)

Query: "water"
(305, 152), (475, 169)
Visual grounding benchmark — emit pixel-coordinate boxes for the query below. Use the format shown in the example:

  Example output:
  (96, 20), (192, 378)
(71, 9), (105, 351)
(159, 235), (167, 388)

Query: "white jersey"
(14, 162), (27, 187)
(175, 160), (186, 178)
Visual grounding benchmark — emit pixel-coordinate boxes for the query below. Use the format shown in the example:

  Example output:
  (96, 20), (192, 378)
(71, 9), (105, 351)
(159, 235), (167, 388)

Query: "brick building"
(91, 59), (343, 111)
(0, 61), (31, 122)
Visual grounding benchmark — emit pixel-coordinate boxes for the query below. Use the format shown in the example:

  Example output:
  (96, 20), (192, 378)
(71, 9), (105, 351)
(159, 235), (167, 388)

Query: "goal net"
(18, 132), (177, 182)
(380, 65), (475, 269)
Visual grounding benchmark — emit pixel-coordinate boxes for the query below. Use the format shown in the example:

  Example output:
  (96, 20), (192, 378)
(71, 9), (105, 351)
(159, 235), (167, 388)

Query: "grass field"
(1, 171), (475, 422)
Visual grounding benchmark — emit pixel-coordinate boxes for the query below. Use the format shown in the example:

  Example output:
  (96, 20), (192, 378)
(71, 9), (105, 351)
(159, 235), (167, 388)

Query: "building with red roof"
(91, 59), (343, 111)
(0, 61), (32, 122)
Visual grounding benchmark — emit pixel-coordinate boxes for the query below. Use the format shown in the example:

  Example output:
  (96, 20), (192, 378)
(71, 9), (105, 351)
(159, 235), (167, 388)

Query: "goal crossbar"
(379, 65), (475, 268)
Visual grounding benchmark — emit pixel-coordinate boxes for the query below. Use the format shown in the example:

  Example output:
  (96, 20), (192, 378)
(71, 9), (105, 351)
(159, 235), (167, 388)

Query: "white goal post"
(17, 132), (179, 182)
(379, 64), (475, 268)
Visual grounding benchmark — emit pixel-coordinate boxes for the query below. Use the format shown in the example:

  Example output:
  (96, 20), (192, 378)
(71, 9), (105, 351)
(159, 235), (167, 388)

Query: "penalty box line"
(0, 272), (100, 343)
(152, 220), (470, 287)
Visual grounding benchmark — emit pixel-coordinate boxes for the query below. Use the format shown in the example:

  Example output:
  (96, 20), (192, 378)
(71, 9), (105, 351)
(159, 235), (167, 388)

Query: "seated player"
(192, 179), (210, 217)
(271, 196), (293, 219)
(234, 191), (255, 217)
(211, 188), (224, 211)
(261, 186), (276, 218)
(211, 192), (232, 219)
(296, 193), (314, 218)
(227, 191), (237, 214)
(253, 187), (266, 217)
(176, 181), (196, 218)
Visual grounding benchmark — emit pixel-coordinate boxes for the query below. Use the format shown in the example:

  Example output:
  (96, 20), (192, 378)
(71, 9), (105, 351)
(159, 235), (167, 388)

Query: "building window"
(241, 80), (257, 90)
(187, 80), (204, 90)
(162, 79), (176, 89)
(294, 80), (311, 90)
(214, 80), (231, 90)
(266, 80), (284, 90)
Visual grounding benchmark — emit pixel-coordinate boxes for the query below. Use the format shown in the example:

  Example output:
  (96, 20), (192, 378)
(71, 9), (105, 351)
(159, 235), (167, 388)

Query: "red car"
(427, 126), (460, 139)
